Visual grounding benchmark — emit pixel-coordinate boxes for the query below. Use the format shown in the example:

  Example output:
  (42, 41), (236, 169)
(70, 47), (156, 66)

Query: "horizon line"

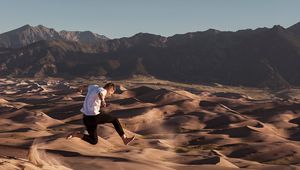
(1, 21), (299, 39)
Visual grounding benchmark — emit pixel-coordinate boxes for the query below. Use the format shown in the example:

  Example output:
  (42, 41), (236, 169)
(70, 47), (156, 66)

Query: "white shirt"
(80, 85), (107, 116)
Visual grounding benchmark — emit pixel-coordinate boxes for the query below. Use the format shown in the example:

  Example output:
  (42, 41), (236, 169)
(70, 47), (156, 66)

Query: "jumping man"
(67, 83), (135, 145)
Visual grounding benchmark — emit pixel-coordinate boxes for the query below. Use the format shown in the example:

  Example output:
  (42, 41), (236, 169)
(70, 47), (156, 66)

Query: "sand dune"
(1, 78), (300, 169)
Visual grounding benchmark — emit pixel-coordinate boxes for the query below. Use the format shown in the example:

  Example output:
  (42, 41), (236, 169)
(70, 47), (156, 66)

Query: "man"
(67, 83), (135, 145)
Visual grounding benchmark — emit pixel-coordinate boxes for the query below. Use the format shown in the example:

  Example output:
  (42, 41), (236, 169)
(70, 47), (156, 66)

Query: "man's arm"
(98, 92), (106, 107)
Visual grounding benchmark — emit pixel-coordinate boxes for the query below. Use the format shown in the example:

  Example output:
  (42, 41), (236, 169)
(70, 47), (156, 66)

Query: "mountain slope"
(1, 23), (300, 88)
(0, 25), (108, 48)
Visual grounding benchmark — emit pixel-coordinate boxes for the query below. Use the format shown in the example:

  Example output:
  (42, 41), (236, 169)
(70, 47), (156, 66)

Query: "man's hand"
(99, 92), (107, 108)
(101, 101), (107, 108)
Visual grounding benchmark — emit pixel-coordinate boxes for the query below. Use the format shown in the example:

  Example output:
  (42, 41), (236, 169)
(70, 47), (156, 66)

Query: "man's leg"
(81, 115), (98, 145)
(96, 113), (135, 145)
(82, 124), (98, 145)
(96, 113), (125, 137)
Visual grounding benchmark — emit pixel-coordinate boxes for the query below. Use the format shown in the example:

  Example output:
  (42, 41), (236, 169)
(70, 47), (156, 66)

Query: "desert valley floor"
(1, 77), (300, 170)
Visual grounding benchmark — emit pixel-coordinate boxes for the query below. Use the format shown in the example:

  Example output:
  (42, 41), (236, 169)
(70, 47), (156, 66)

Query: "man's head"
(103, 83), (115, 96)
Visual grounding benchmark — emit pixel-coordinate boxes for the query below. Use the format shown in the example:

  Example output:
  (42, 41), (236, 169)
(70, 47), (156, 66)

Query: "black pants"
(82, 113), (125, 145)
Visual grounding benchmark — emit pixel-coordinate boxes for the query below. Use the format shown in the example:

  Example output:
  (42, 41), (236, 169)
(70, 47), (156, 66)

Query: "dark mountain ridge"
(1, 22), (300, 89)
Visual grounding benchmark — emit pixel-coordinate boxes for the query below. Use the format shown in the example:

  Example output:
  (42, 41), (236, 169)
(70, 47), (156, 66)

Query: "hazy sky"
(1, 0), (300, 38)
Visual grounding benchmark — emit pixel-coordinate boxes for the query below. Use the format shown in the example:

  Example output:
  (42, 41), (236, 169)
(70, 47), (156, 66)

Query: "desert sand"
(1, 77), (300, 170)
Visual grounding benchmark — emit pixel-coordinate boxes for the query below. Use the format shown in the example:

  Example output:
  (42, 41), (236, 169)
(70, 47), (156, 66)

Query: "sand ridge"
(1, 78), (300, 169)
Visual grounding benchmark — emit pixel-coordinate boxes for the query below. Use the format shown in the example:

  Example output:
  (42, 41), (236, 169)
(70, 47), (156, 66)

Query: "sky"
(0, 0), (300, 39)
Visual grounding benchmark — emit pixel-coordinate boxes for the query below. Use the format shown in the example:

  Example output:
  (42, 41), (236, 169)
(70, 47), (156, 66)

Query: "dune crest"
(28, 139), (71, 170)
(1, 78), (300, 169)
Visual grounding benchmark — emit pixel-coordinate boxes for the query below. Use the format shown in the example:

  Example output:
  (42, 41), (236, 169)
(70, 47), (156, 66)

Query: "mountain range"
(0, 24), (108, 48)
(1, 23), (300, 89)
